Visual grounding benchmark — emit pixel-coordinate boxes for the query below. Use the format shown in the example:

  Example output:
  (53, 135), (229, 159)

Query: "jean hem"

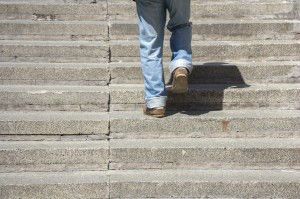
(170, 59), (193, 74)
(146, 96), (168, 108)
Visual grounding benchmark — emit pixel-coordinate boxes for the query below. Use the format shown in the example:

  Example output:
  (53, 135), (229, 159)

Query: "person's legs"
(136, 0), (167, 109)
(165, 0), (193, 83)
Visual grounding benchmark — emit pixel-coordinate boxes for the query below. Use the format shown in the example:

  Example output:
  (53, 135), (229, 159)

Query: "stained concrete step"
(109, 83), (300, 111)
(0, 20), (108, 40)
(110, 40), (300, 62)
(110, 138), (300, 170)
(0, 111), (109, 136)
(1, 169), (299, 198)
(0, 85), (109, 111)
(0, 62), (109, 86)
(109, 110), (300, 139)
(109, 61), (300, 84)
(0, 2), (107, 21)
(0, 171), (109, 199)
(0, 140), (108, 172)
(108, 1), (296, 21)
(110, 19), (300, 41)
(0, 40), (109, 63)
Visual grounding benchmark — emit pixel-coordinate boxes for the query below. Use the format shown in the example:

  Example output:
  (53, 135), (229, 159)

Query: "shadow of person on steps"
(165, 62), (250, 117)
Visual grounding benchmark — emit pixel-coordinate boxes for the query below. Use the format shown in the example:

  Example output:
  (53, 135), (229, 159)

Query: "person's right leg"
(135, 0), (168, 110)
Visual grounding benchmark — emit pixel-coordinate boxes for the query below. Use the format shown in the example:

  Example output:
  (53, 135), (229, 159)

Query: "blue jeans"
(136, 0), (193, 108)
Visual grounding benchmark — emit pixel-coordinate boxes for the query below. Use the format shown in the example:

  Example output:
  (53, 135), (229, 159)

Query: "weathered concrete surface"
(109, 110), (300, 139)
(109, 61), (300, 84)
(0, 20), (109, 40)
(110, 40), (300, 62)
(0, 111), (109, 135)
(0, 85), (109, 111)
(0, 140), (109, 172)
(0, 40), (109, 63)
(0, 62), (109, 86)
(109, 169), (300, 198)
(108, 1), (296, 20)
(109, 83), (300, 111)
(110, 20), (299, 41)
(0, 171), (109, 199)
(110, 138), (300, 170)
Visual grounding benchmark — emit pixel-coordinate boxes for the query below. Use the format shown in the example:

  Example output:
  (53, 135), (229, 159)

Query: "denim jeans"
(135, 0), (193, 108)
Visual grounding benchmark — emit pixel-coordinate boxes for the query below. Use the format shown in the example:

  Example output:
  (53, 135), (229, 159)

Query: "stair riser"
(1, 184), (108, 199)
(110, 148), (300, 170)
(0, 2), (294, 21)
(0, 63), (109, 86)
(110, 63), (300, 84)
(110, 181), (299, 198)
(108, 2), (296, 21)
(0, 120), (109, 136)
(0, 3), (107, 21)
(0, 90), (109, 112)
(0, 149), (108, 172)
(110, 87), (300, 111)
(1, 22), (297, 41)
(0, 62), (298, 86)
(110, 22), (298, 41)
(110, 42), (300, 62)
(110, 117), (300, 139)
(0, 22), (108, 41)
(0, 44), (109, 63)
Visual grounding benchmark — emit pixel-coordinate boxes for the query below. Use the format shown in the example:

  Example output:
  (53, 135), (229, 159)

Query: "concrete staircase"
(0, 0), (299, 198)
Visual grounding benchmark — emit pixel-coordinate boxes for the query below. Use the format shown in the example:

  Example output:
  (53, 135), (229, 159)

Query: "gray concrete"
(0, 171), (109, 199)
(110, 138), (300, 170)
(0, 62), (109, 86)
(109, 83), (300, 111)
(0, 40), (109, 63)
(108, 1), (296, 20)
(0, 20), (108, 40)
(110, 20), (299, 41)
(0, 111), (109, 135)
(109, 169), (300, 198)
(109, 61), (300, 84)
(0, 85), (109, 111)
(110, 40), (300, 62)
(0, 140), (109, 172)
(109, 110), (300, 138)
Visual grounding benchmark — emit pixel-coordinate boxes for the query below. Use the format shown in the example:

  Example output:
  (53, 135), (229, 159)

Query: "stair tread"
(110, 137), (300, 149)
(1, 169), (299, 185)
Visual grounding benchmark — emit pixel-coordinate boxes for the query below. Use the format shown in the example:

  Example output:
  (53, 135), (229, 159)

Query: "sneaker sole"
(170, 74), (188, 94)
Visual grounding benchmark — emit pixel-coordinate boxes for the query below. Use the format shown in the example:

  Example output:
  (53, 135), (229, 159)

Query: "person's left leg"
(165, 0), (193, 87)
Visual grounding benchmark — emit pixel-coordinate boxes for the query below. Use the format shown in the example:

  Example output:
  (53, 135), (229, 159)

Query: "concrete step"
(108, 1), (297, 21)
(110, 19), (300, 41)
(0, 61), (299, 86)
(0, 140), (108, 172)
(1, 169), (299, 198)
(0, 171), (109, 199)
(110, 138), (300, 170)
(0, 40), (109, 63)
(0, 20), (108, 40)
(0, 85), (109, 111)
(0, 111), (109, 136)
(110, 40), (300, 62)
(0, 2), (107, 21)
(109, 110), (300, 139)
(0, 62), (109, 86)
(109, 61), (300, 84)
(109, 83), (300, 111)
(110, 169), (300, 198)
